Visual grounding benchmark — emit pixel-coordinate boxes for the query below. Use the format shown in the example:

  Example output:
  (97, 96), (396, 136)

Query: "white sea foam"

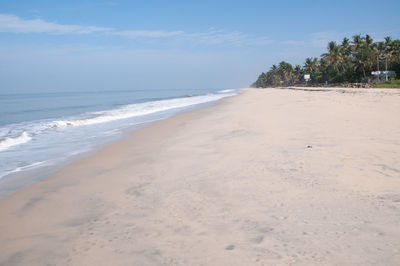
(0, 132), (31, 152)
(0, 160), (50, 179)
(0, 89), (237, 197)
(0, 91), (235, 154)
(218, 89), (235, 93)
(47, 93), (232, 129)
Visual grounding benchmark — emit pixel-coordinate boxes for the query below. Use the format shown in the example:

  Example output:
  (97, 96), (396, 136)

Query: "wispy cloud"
(185, 29), (273, 46)
(282, 31), (348, 49)
(0, 13), (273, 47)
(309, 31), (341, 48)
(113, 30), (185, 38)
(0, 14), (112, 34)
(282, 40), (307, 46)
(113, 28), (273, 46)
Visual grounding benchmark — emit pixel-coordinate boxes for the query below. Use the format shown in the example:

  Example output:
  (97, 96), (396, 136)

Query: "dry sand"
(0, 87), (400, 265)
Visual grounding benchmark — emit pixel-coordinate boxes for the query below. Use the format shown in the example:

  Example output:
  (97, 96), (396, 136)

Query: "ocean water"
(0, 88), (236, 186)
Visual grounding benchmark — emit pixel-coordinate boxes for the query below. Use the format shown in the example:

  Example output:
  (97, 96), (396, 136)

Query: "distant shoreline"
(254, 83), (400, 89)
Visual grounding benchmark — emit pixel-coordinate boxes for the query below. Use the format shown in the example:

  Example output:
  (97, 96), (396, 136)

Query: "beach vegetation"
(252, 35), (400, 87)
(372, 78), (400, 88)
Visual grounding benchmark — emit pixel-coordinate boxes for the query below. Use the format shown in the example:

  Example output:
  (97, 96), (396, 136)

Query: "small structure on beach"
(304, 74), (311, 85)
(371, 71), (395, 82)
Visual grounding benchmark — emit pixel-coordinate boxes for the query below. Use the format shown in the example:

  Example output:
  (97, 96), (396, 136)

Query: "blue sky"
(1, 0), (400, 92)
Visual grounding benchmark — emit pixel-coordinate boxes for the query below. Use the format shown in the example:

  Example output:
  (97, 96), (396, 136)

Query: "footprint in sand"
(225, 244), (235, 250)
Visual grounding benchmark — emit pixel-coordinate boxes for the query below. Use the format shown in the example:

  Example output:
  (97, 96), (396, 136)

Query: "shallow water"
(0, 88), (236, 182)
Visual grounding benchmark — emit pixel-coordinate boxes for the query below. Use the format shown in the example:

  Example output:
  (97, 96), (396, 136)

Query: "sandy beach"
(1, 87), (400, 265)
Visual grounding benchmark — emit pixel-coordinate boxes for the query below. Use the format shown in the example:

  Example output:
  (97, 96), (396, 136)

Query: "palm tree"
(294, 64), (302, 81)
(352, 35), (364, 51)
(392, 40), (400, 57)
(253, 34), (400, 87)
(384, 37), (393, 52)
(304, 58), (313, 73)
(365, 34), (373, 47)
(364, 35), (377, 73)
(352, 35), (370, 79)
(340, 37), (354, 79)
(341, 37), (352, 65)
(374, 41), (386, 68)
(341, 38), (351, 55)
(304, 57), (320, 73)
(253, 72), (267, 87)
(271, 64), (278, 74)
(322, 41), (344, 72)
(278, 61), (294, 85)
(384, 37), (395, 65)
(263, 64), (281, 87)
(385, 38), (400, 75)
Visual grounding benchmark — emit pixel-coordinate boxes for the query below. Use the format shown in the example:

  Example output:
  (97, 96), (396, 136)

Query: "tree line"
(252, 35), (400, 87)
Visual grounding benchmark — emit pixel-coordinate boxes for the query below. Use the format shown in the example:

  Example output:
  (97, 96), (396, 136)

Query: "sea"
(0, 88), (236, 197)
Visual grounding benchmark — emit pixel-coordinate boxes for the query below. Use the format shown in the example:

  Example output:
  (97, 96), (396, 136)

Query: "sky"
(1, 0), (400, 92)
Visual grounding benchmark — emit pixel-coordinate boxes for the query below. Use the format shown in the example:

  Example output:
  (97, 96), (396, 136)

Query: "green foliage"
(372, 79), (400, 88)
(252, 34), (400, 87)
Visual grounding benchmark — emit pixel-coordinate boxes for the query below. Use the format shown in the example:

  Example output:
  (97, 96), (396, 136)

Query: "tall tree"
(304, 57), (320, 73)
(322, 41), (344, 72)
(278, 61), (294, 85)
(252, 34), (400, 87)
(352, 35), (369, 79)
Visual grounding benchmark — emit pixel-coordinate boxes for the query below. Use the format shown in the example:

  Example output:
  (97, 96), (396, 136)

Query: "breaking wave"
(0, 91), (235, 152)
(47, 93), (230, 129)
(0, 132), (31, 152)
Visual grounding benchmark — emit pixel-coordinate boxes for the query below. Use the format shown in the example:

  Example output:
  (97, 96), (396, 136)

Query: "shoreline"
(1, 87), (400, 265)
(0, 99), (228, 199)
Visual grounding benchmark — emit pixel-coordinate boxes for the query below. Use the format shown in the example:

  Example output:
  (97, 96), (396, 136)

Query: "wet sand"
(1, 87), (400, 265)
